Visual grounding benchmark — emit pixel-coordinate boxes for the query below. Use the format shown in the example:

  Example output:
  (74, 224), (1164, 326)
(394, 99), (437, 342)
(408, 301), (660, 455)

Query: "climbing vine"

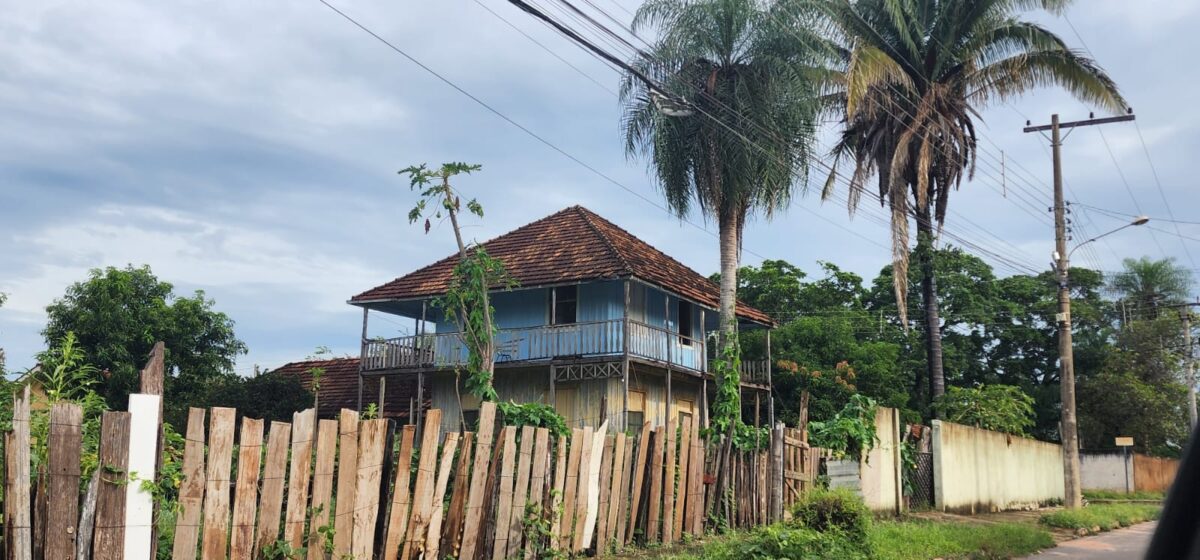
(709, 337), (743, 439)
(402, 162), (516, 403)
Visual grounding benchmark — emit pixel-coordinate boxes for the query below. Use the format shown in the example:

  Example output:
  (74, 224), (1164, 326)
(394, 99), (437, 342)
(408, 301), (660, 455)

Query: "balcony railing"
(361, 318), (706, 373)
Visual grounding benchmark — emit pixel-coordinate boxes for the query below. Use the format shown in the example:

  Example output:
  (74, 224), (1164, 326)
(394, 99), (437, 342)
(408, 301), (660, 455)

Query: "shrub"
(686, 524), (869, 560)
(791, 488), (872, 545)
(1039, 503), (1161, 532)
(497, 401), (569, 437)
(808, 394), (878, 461)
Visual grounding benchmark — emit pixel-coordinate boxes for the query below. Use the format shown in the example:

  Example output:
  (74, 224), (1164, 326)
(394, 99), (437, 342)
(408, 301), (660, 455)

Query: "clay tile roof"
(350, 206), (773, 326)
(269, 358), (424, 420)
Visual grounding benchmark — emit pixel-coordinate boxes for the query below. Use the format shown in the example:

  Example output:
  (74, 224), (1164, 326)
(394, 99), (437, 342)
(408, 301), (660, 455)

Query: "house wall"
(1081, 451), (1134, 492)
(426, 367), (621, 435)
(628, 364), (704, 430)
(932, 420), (1064, 513)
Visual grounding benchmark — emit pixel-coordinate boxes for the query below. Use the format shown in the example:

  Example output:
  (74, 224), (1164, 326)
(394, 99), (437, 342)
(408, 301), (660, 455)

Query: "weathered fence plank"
(383, 425), (416, 560)
(47, 403), (82, 559)
(491, 426), (517, 560)
(560, 428), (582, 550)
(9, 385), (32, 560)
(548, 435), (568, 548)
(572, 426), (594, 553)
(402, 409), (442, 560)
(626, 422), (651, 544)
(284, 408), (316, 549)
(595, 434), (614, 553)
(92, 411), (130, 560)
(442, 431), (474, 558)
(332, 409), (359, 558)
(615, 435), (634, 546)
(424, 431), (459, 560)
(663, 419), (677, 544)
(230, 418), (264, 560)
(200, 407), (236, 560)
(255, 421), (292, 555)
(459, 402), (497, 560)
(673, 418), (691, 539)
(306, 419), (338, 559)
(508, 426), (535, 559)
(351, 419), (389, 559)
(525, 428), (550, 560)
(77, 469), (100, 560)
(172, 408), (206, 560)
(646, 427), (665, 543)
(126, 394), (163, 558)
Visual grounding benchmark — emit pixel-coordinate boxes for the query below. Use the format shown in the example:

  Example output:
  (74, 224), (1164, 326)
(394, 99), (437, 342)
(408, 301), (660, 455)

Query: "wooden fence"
(1, 351), (821, 559)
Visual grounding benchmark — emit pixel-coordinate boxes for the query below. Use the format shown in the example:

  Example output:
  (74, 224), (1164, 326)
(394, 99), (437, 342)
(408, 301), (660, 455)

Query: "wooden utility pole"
(1025, 111), (1136, 509)
(1184, 307), (1197, 429)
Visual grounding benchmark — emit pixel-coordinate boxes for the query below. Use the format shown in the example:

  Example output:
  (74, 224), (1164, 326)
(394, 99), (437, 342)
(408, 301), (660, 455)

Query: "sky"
(2, 0), (1198, 375)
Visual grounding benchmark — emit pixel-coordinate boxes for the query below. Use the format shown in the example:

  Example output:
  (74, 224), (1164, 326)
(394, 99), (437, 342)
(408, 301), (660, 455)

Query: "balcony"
(361, 318), (708, 374)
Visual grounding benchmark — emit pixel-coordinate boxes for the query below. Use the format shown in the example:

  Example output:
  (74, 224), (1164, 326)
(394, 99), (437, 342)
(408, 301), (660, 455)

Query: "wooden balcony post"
(664, 293), (672, 426)
(417, 301), (427, 432)
(622, 280), (631, 432)
(700, 309), (708, 430)
(358, 307), (368, 412)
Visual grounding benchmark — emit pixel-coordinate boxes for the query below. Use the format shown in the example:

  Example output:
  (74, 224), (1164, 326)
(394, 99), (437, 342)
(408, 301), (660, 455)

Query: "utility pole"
(1025, 111), (1137, 509)
(1184, 307), (1196, 428)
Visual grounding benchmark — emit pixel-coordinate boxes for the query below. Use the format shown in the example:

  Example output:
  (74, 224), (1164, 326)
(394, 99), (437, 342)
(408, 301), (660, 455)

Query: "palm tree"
(818, 0), (1126, 404)
(1110, 256), (1194, 321)
(621, 0), (823, 428)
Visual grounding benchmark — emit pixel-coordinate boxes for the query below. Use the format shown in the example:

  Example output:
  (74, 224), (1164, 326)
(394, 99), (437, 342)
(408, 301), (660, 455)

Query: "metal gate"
(908, 452), (935, 509)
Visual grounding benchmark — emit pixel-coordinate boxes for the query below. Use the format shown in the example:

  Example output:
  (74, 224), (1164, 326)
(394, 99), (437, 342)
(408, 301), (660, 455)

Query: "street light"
(1065, 215), (1151, 260)
(1056, 214), (1149, 508)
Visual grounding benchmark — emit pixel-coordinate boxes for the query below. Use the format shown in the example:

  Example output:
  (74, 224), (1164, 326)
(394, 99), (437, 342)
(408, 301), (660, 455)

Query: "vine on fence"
(808, 394), (878, 462)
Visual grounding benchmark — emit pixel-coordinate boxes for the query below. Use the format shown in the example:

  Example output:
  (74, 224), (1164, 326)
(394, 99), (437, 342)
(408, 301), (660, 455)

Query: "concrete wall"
(1081, 451), (1134, 492)
(825, 407), (903, 514)
(932, 420), (1064, 513)
(1134, 454), (1179, 493)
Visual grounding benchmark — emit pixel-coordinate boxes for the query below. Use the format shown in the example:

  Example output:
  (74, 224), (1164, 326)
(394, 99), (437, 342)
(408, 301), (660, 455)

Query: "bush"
(678, 524), (868, 560)
(497, 401), (569, 437)
(808, 394), (878, 461)
(791, 488), (872, 545)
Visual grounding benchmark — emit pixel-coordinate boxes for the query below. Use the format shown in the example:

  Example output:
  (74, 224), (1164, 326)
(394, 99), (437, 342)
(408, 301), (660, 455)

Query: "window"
(675, 398), (694, 425)
(552, 285), (578, 325)
(627, 390), (646, 429)
(678, 300), (694, 345)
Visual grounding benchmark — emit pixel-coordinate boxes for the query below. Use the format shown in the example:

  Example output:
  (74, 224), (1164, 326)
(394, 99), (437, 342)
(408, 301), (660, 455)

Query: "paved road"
(1023, 522), (1156, 559)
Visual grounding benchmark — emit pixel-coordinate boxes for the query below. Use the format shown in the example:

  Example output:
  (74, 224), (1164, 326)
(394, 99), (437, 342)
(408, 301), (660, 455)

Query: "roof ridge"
(573, 206), (635, 276)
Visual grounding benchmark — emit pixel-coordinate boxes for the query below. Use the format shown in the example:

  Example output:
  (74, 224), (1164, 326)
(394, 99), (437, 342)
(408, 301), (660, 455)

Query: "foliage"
(362, 403), (379, 420)
(28, 332), (110, 476)
(808, 394), (878, 461)
(403, 162), (515, 403)
(1109, 256), (1193, 320)
(33, 331), (100, 403)
(42, 265), (247, 423)
(497, 401), (569, 438)
(790, 488), (872, 546)
(1077, 358), (1188, 457)
(522, 498), (565, 559)
(933, 385), (1035, 436)
(1039, 503), (1161, 532)
(868, 519), (1054, 560)
(305, 345), (331, 406)
(709, 342), (743, 437)
(197, 372), (313, 423)
(671, 524), (868, 560)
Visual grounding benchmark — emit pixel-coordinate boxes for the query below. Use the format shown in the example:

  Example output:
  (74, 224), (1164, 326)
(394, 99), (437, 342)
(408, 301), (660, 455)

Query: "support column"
(622, 280), (631, 431)
(700, 308), (709, 429)
(665, 293), (672, 426)
(358, 307), (368, 412)
(418, 301), (427, 432)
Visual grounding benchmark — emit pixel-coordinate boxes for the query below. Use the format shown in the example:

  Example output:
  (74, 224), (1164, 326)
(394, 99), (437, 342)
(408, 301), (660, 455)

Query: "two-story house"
(349, 206), (774, 435)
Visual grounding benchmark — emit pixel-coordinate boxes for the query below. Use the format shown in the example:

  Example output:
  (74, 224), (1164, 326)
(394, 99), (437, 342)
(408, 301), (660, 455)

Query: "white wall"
(932, 420), (1064, 513)
(860, 407), (902, 513)
(1081, 451), (1134, 492)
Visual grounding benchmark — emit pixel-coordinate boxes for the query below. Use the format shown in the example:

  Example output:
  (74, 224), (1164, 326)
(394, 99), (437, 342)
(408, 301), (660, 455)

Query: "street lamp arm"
(1066, 217), (1150, 260)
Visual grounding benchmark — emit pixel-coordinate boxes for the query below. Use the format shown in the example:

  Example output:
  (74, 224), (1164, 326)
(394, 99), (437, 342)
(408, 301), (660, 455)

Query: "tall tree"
(621, 0), (823, 429)
(1109, 256), (1193, 321)
(43, 265), (247, 412)
(819, 0), (1126, 404)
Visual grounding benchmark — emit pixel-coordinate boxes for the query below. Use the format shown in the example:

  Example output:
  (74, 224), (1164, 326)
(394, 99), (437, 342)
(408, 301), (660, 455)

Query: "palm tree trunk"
(916, 204), (946, 408)
(718, 211), (740, 353)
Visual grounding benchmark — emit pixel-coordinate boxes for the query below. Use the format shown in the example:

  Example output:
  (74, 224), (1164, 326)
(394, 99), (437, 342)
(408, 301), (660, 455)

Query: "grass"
(1083, 489), (1165, 501)
(1039, 503), (1161, 532)
(867, 520), (1054, 560)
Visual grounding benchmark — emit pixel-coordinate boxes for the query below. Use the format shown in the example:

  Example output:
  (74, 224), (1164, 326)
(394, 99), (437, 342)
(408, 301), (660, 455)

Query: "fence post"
(770, 422), (783, 522)
(46, 403), (83, 559)
(93, 411), (131, 560)
(9, 385), (32, 560)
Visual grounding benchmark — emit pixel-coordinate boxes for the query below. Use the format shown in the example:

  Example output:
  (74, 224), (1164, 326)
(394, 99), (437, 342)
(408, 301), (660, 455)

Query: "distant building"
(349, 206), (774, 435)
(270, 357), (420, 421)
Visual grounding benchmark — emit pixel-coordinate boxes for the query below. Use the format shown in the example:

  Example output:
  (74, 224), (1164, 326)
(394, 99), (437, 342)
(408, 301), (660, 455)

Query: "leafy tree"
(621, 0), (823, 432)
(819, 0), (1126, 406)
(42, 265), (247, 420)
(201, 373), (313, 423)
(809, 394), (878, 461)
(933, 385), (1036, 436)
(1078, 353), (1188, 458)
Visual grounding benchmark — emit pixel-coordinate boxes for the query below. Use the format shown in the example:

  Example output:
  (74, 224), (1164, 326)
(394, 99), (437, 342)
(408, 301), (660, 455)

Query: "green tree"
(1109, 256), (1193, 321)
(621, 0), (823, 431)
(819, 0), (1126, 405)
(42, 265), (247, 419)
(933, 385), (1036, 436)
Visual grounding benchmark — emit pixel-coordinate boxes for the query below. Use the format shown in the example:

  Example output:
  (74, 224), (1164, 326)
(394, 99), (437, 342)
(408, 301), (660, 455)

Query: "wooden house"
(349, 206), (774, 435)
